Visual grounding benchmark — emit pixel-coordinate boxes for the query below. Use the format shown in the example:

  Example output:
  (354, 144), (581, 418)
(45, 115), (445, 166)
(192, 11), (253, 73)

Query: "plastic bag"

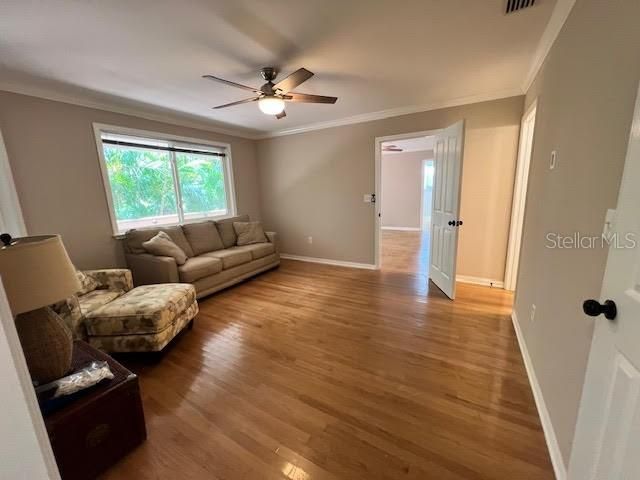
(36, 361), (114, 399)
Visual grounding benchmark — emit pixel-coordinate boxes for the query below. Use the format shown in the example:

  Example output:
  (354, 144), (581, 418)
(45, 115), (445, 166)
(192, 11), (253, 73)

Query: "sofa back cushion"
(215, 214), (250, 248)
(182, 221), (225, 255)
(124, 225), (194, 257)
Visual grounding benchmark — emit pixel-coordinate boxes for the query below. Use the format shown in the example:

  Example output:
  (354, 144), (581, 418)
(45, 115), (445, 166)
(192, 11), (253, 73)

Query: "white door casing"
(0, 129), (26, 236)
(505, 102), (537, 291)
(429, 121), (465, 299)
(374, 129), (442, 269)
(568, 83), (640, 479)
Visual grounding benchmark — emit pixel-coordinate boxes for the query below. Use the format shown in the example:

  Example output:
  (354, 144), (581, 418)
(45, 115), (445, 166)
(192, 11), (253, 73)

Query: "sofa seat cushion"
(85, 284), (196, 336)
(177, 256), (222, 283)
(233, 243), (275, 260)
(182, 221), (225, 255)
(78, 289), (125, 317)
(202, 248), (252, 269)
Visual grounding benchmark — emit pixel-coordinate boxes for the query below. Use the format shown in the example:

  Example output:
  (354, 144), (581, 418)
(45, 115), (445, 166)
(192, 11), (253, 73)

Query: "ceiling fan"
(202, 67), (338, 119)
(382, 144), (403, 152)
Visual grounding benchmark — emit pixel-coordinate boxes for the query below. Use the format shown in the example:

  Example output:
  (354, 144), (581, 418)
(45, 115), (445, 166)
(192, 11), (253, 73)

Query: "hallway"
(381, 229), (430, 276)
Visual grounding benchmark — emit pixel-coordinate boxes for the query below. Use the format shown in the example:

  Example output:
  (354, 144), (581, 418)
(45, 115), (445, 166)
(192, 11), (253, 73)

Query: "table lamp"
(0, 233), (81, 384)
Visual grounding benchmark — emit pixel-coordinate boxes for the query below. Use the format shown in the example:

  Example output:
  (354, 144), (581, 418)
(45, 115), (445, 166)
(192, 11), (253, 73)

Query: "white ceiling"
(382, 136), (435, 154)
(0, 0), (557, 137)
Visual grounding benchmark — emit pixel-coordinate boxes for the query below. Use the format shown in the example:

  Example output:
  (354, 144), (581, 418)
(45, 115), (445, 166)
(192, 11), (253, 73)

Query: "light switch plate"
(603, 209), (616, 236)
(363, 194), (373, 203)
(550, 150), (557, 170)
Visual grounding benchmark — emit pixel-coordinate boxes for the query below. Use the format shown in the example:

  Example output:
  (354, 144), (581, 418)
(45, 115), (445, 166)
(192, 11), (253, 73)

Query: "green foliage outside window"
(104, 147), (227, 222)
(176, 153), (226, 215)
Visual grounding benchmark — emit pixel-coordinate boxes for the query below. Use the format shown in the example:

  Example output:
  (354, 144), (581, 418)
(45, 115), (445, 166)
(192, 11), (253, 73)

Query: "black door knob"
(583, 299), (617, 320)
(448, 220), (455, 226)
(456, 220), (463, 226)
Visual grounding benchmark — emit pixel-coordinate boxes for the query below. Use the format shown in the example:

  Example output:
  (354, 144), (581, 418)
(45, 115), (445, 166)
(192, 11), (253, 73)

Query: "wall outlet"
(530, 304), (537, 322)
(307, 236), (313, 244)
(550, 150), (557, 170)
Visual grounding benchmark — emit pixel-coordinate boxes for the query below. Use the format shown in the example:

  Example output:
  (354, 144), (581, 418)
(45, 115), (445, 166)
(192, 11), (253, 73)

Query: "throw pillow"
(215, 214), (250, 248)
(142, 231), (188, 265)
(233, 221), (268, 246)
(76, 270), (98, 295)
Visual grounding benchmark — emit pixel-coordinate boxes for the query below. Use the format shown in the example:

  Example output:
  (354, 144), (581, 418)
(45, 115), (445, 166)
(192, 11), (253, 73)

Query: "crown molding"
(0, 82), (263, 140)
(522, 0), (576, 93)
(1, 83), (532, 142)
(1, 0), (573, 144)
(256, 88), (524, 139)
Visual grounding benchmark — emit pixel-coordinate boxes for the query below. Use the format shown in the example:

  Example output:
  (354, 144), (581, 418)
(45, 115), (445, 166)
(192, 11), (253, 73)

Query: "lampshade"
(0, 235), (80, 315)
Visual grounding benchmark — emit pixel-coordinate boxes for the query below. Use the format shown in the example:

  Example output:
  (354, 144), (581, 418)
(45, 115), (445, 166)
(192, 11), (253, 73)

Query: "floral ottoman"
(84, 283), (198, 353)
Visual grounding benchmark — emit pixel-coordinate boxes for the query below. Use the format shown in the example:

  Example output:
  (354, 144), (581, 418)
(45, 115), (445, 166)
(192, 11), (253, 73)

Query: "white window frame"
(93, 123), (237, 236)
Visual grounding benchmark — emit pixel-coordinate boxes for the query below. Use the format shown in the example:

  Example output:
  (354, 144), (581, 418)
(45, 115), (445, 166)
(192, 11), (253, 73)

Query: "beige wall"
(257, 96), (522, 279)
(0, 91), (262, 269)
(381, 150), (432, 230)
(515, 0), (640, 466)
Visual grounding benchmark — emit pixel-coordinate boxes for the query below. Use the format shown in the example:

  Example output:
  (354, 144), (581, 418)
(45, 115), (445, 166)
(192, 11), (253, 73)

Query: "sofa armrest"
(51, 295), (86, 340)
(84, 269), (133, 292)
(125, 253), (179, 286)
(265, 231), (278, 252)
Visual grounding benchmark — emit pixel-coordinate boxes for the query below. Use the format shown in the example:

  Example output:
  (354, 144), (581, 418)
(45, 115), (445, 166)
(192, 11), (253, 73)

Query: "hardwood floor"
(381, 229), (430, 275)
(103, 260), (553, 480)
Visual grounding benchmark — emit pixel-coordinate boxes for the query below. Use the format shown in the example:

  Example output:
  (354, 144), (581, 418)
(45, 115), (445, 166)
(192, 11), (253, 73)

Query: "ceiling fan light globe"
(258, 96), (285, 115)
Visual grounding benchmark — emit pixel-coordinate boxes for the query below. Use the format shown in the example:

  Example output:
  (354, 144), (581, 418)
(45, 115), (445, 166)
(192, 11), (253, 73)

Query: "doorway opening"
(378, 135), (436, 278)
(375, 122), (465, 299)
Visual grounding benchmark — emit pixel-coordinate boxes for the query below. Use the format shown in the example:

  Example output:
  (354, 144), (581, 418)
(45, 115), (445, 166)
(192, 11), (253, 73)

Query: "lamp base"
(15, 307), (73, 384)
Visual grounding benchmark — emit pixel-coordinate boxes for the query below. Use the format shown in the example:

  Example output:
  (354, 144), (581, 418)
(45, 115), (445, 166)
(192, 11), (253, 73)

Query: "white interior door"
(429, 121), (464, 299)
(569, 83), (640, 479)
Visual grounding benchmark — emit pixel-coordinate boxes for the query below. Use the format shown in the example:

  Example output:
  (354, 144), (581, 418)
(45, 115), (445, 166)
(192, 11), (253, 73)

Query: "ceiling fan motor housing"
(260, 67), (277, 82)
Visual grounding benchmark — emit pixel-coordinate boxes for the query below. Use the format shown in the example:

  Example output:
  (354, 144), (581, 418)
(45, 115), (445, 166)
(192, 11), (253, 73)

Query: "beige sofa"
(123, 215), (280, 298)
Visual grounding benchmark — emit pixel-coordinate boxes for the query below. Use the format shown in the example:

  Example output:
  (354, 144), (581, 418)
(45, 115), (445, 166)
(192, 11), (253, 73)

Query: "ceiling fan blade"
(273, 68), (314, 94)
(284, 92), (338, 104)
(212, 97), (259, 109)
(275, 110), (287, 120)
(203, 75), (260, 93)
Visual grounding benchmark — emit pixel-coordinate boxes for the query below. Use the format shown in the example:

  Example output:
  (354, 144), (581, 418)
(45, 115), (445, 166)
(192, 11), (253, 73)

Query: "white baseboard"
(280, 254), (377, 270)
(456, 275), (504, 289)
(381, 226), (422, 232)
(511, 311), (567, 480)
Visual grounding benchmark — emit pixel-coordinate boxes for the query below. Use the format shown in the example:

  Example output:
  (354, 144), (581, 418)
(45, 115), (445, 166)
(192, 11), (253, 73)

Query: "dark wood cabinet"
(42, 341), (146, 480)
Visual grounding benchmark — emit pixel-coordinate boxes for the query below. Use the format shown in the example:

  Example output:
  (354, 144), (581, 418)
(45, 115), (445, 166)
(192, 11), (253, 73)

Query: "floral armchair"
(52, 269), (133, 340)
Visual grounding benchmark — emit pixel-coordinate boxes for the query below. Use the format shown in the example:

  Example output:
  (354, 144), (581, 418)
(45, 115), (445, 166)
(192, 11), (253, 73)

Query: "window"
(94, 126), (235, 234)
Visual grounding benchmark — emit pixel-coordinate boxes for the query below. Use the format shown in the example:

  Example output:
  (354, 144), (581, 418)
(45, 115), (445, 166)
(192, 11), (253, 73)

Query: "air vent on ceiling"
(505, 0), (536, 14)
